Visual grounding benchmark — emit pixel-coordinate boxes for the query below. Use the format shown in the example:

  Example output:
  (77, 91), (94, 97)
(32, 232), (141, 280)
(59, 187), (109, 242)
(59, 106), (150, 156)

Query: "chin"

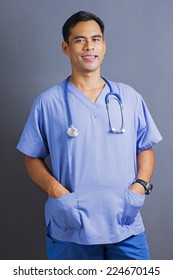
(81, 65), (100, 73)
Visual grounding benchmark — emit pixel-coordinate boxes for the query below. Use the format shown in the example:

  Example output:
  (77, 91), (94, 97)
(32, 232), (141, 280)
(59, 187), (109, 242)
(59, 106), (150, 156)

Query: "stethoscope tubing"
(65, 77), (125, 137)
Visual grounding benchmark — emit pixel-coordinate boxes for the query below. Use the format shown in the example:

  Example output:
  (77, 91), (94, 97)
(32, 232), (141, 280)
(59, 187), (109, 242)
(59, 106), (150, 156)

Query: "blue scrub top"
(17, 79), (162, 245)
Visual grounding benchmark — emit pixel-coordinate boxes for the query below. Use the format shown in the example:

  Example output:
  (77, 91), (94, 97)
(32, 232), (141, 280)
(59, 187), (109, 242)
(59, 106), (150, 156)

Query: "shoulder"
(109, 80), (143, 103)
(32, 80), (66, 108)
(109, 80), (140, 96)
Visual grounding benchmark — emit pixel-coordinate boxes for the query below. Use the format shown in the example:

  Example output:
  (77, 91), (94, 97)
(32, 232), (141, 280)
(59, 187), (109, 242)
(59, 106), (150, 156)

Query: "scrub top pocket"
(121, 189), (145, 226)
(50, 192), (82, 231)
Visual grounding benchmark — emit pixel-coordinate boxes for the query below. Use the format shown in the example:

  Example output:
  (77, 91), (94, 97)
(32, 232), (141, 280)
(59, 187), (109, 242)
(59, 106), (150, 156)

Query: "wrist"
(129, 182), (145, 195)
(48, 181), (70, 198)
(133, 178), (153, 195)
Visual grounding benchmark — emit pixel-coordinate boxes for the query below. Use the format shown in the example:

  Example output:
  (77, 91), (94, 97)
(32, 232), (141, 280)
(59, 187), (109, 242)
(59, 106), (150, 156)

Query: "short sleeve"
(17, 98), (49, 158)
(136, 96), (162, 154)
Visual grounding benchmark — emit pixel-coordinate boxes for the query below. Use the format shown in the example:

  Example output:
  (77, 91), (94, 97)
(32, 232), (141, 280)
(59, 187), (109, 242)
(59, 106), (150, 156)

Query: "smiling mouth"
(81, 55), (98, 61)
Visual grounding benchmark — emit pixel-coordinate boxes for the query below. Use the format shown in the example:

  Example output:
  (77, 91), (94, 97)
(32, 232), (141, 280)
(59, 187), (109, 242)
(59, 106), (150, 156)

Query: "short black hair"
(62, 11), (105, 44)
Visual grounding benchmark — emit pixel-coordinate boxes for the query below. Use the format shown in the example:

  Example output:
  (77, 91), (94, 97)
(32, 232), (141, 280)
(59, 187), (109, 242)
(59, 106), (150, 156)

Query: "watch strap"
(133, 178), (153, 195)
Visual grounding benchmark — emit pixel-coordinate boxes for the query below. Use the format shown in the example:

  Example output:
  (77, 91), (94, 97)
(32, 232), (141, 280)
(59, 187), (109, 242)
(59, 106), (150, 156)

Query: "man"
(17, 11), (162, 260)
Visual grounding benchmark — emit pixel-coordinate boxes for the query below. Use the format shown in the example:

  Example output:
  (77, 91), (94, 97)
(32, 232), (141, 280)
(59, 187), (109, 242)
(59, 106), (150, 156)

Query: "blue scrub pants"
(46, 225), (150, 260)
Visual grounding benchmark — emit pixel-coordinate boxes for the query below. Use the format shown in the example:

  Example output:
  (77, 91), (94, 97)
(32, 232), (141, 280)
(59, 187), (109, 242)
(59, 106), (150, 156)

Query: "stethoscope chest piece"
(67, 125), (79, 137)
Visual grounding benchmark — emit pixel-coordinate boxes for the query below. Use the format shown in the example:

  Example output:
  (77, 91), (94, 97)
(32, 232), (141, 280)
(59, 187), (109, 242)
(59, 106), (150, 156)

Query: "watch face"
(146, 183), (153, 194)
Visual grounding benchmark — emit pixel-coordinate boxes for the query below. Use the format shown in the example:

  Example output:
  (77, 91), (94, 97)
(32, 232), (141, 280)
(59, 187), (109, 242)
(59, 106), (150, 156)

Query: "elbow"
(24, 155), (33, 171)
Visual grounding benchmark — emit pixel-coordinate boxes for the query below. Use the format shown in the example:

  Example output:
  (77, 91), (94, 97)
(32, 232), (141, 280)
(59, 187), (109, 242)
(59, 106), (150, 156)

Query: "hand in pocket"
(51, 192), (82, 230)
(121, 189), (145, 225)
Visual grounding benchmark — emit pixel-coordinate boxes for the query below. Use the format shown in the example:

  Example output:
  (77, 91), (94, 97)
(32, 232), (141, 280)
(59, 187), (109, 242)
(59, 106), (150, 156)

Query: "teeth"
(83, 56), (95, 58)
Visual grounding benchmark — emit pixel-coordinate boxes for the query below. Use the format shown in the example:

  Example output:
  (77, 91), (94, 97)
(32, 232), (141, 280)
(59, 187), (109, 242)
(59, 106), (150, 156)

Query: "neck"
(68, 71), (106, 103)
(69, 71), (103, 91)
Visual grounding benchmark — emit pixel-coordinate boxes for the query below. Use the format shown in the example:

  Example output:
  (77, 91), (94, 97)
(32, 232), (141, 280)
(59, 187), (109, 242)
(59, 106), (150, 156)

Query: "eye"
(75, 38), (85, 43)
(92, 37), (102, 42)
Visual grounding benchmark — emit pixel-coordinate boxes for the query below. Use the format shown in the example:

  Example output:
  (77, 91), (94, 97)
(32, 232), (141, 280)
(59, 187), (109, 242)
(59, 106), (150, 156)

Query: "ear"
(62, 41), (69, 56)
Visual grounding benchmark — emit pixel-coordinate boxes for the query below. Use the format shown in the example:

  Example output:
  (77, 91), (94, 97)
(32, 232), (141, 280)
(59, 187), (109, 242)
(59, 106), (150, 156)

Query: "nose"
(83, 40), (94, 51)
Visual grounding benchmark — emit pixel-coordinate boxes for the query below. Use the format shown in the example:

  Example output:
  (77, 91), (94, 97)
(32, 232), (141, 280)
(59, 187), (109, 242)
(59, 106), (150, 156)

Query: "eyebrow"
(74, 35), (103, 40)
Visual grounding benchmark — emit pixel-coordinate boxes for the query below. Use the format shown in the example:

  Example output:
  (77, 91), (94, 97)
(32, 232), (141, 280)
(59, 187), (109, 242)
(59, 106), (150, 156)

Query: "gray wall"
(0, 0), (172, 259)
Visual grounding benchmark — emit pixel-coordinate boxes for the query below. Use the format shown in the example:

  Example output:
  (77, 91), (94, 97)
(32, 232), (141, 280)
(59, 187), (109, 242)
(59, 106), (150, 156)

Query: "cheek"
(98, 43), (106, 56)
(103, 44), (106, 55)
(99, 48), (106, 61)
(101, 42), (106, 55)
(68, 48), (81, 59)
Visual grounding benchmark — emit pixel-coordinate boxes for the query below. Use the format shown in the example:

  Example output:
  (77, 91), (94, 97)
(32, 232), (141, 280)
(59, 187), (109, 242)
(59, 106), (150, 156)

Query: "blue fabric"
(17, 79), (162, 245)
(46, 224), (150, 260)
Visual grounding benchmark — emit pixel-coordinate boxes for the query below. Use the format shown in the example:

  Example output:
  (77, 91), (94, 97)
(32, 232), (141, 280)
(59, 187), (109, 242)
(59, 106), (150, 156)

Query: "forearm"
(129, 147), (155, 194)
(24, 155), (70, 198)
(136, 147), (154, 181)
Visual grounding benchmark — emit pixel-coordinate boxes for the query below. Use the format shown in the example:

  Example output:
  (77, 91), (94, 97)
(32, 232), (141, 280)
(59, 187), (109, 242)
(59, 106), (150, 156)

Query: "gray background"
(0, 0), (172, 259)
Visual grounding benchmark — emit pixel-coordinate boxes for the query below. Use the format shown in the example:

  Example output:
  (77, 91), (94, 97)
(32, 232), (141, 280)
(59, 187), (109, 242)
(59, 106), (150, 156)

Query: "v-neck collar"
(67, 81), (109, 110)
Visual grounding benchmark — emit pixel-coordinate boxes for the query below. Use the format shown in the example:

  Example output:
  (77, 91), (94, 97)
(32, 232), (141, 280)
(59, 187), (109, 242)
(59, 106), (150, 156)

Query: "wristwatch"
(133, 178), (153, 195)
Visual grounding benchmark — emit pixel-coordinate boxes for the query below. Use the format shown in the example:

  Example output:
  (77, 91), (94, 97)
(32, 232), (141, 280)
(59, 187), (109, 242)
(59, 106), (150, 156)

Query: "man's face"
(62, 20), (106, 74)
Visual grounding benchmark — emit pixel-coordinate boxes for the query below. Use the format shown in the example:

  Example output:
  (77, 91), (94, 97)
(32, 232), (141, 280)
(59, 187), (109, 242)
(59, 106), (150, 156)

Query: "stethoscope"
(65, 77), (126, 137)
